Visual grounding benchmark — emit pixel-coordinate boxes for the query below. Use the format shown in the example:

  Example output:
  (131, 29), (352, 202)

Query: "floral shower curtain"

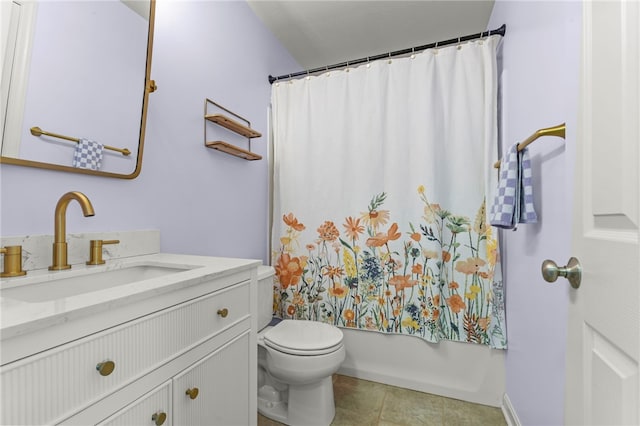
(271, 35), (506, 349)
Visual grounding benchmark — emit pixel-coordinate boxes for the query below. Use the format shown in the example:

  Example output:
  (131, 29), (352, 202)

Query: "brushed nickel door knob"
(541, 257), (582, 289)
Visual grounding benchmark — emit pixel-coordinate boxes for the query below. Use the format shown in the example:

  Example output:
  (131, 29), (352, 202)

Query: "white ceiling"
(248, 1), (495, 71)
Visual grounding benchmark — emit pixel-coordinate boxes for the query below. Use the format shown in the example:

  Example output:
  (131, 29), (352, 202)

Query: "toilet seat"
(264, 320), (344, 356)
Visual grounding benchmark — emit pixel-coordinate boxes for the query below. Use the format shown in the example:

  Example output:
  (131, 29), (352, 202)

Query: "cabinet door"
(97, 381), (172, 426)
(173, 332), (250, 426)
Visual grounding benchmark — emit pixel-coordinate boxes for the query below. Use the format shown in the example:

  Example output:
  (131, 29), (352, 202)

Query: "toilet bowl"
(256, 267), (345, 426)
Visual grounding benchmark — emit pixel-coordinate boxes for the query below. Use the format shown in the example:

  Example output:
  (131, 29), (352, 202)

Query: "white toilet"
(257, 266), (346, 426)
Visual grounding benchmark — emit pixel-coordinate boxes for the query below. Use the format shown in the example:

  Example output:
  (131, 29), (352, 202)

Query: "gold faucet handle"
(86, 240), (120, 265)
(1, 246), (27, 278)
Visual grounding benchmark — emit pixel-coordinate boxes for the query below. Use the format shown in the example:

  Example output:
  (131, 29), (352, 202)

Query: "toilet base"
(258, 386), (288, 423)
(258, 376), (336, 426)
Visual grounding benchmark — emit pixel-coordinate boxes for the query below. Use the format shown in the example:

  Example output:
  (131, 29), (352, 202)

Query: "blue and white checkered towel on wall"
(73, 138), (104, 171)
(519, 148), (538, 223)
(489, 142), (538, 229)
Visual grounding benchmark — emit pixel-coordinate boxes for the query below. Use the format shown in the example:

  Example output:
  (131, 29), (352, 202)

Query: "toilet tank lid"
(264, 320), (343, 352)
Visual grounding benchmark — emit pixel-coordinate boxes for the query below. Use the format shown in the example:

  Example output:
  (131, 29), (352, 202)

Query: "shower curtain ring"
(457, 37), (462, 50)
(366, 57), (371, 68)
(388, 52), (392, 64)
(411, 47), (416, 59)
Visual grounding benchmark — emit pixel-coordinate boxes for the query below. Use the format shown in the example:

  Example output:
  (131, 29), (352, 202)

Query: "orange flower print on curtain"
(272, 188), (507, 349)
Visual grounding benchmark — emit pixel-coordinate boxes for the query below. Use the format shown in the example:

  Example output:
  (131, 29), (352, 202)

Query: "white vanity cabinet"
(0, 256), (259, 426)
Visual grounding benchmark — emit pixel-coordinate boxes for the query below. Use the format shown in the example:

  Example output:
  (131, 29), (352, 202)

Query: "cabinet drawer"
(1, 280), (250, 425)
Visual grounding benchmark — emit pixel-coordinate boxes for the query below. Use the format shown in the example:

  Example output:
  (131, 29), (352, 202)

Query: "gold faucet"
(49, 191), (95, 270)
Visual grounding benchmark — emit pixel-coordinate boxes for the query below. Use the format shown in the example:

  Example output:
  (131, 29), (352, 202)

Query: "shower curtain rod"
(268, 24), (505, 84)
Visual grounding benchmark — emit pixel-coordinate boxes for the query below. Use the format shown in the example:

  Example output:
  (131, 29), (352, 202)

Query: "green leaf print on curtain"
(273, 188), (506, 349)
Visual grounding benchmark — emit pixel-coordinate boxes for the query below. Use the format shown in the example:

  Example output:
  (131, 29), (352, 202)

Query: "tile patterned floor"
(258, 375), (507, 426)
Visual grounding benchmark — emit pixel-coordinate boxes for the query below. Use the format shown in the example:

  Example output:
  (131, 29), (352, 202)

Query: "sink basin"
(1, 263), (198, 303)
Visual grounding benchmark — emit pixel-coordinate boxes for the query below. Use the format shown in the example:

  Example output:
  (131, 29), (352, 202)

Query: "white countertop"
(0, 253), (261, 341)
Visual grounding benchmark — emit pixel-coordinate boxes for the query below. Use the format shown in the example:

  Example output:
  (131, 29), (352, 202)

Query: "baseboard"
(338, 365), (503, 407)
(501, 393), (521, 426)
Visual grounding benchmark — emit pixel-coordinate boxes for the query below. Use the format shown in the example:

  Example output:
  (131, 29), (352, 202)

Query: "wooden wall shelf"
(205, 141), (262, 161)
(204, 99), (262, 161)
(205, 114), (262, 139)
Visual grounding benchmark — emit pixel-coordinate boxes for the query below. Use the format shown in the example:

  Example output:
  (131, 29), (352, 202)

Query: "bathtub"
(338, 328), (506, 407)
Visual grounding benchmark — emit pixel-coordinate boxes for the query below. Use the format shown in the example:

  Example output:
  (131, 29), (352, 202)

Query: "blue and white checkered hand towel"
(490, 142), (537, 229)
(519, 148), (538, 223)
(72, 138), (103, 170)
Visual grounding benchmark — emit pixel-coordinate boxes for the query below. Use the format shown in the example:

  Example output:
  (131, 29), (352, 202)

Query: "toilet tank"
(257, 265), (276, 330)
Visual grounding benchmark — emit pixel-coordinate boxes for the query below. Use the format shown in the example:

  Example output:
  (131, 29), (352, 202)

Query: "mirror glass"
(0, 0), (154, 179)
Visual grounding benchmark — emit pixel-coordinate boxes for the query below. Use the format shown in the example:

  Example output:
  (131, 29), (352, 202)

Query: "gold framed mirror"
(0, 0), (156, 179)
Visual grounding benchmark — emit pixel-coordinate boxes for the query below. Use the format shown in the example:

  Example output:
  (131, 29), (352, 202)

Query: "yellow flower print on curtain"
(273, 187), (507, 349)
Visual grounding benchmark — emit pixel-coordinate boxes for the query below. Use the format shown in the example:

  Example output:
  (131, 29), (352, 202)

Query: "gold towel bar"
(493, 123), (566, 168)
(30, 126), (131, 156)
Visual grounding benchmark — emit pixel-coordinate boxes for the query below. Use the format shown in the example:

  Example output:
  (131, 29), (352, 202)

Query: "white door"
(565, 1), (639, 425)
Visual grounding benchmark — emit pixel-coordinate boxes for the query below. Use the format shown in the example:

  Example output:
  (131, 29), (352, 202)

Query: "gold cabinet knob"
(185, 387), (199, 400)
(217, 308), (229, 318)
(151, 411), (167, 426)
(96, 360), (115, 376)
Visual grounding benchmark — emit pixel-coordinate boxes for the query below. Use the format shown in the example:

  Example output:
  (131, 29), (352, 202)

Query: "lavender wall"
(0, 1), (299, 265)
(488, 2), (581, 425)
